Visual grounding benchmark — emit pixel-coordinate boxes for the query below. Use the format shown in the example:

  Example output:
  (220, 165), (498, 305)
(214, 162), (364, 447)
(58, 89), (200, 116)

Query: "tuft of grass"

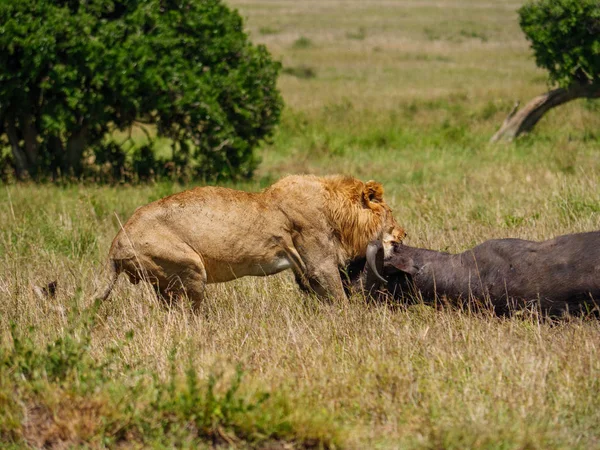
(345, 27), (366, 40)
(258, 26), (281, 35)
(282, 64), (317, 79)
(459, 28), (488, 42)
(423, 26), (443, 41)
(424, 22), (489, 42)
(292, 36), (314, 49)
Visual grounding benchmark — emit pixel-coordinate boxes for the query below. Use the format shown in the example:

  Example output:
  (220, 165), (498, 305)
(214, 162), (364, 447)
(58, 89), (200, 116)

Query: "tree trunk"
(21, 113), (39, 172)
(5, 117), (30, 180)
(491, 83), (600, 142)
(65, 125), (89, 176)
(47, 134), (65, 178)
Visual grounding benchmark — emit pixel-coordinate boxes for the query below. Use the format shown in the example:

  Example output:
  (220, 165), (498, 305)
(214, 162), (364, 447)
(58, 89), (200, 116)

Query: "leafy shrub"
(0, 0), (283, 181)
(519, 0), (600, 87)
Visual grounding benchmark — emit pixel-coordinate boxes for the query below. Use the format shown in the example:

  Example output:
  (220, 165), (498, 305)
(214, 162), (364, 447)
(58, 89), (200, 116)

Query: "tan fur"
(100, 174), (404, 308)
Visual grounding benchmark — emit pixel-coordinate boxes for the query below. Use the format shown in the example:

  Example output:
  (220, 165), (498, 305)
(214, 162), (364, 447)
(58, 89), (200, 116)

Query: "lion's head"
(323, 176), (405, 262)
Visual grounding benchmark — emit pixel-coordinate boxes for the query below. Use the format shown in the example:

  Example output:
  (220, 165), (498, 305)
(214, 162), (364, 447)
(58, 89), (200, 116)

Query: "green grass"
(1, 302), (336, 448)
(1, 0), (600, 448)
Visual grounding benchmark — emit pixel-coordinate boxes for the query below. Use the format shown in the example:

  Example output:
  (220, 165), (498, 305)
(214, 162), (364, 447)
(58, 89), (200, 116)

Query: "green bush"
(0, 0), (283, 181)
(519, 0), (600, 87)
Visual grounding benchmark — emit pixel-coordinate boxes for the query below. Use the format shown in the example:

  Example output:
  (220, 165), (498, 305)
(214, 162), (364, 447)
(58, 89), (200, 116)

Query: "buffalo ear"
(387, 253), (418, 276)
(363, 180), (384, 205)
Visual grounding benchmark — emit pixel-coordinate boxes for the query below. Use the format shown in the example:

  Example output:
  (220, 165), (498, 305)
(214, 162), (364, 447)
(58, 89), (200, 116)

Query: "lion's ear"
(363, 181), (384, 205)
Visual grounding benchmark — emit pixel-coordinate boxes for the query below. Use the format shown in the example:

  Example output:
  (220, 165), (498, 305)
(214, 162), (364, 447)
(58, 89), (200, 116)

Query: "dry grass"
(1, 0), (600, 448)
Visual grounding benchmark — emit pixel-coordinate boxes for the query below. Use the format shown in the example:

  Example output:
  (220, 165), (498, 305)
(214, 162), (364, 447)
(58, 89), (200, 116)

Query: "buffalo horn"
(366, 240), (387, 285)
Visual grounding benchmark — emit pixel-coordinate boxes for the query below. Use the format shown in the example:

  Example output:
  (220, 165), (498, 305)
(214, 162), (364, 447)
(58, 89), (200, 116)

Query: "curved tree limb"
(491, 83), (600, 142)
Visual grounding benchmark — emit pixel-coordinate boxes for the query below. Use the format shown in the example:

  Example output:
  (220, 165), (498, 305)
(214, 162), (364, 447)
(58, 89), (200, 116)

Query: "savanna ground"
(2, 0), (600, 448)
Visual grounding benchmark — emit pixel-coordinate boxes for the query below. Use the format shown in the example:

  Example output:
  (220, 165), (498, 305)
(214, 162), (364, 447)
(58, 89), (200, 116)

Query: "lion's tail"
(97, 259), (119, 301)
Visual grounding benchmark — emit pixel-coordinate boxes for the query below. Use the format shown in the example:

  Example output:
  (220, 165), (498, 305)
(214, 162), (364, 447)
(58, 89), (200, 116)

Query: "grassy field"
(1, 0), (600, 448)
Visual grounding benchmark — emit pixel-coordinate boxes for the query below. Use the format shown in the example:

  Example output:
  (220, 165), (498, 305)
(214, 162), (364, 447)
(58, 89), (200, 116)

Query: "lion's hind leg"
(126, 242), (207, 312)
(174, 264), (207, 312)
(152, 256), (207, 312)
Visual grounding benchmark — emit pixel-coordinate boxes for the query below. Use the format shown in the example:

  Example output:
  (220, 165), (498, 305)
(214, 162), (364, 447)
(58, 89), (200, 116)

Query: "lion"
(98, 174), (405, 309)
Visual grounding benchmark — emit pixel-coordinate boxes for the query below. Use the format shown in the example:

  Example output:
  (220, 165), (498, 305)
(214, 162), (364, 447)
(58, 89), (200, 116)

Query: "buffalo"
(355, 231), (600, 316)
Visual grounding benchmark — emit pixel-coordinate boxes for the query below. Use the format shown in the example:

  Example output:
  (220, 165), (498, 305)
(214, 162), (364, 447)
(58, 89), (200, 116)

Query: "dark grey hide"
(362, 231), (600, 316)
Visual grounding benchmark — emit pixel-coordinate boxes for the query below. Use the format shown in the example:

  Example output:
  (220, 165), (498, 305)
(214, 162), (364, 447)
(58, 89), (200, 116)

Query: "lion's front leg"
(292, 262), (339, 299)
(293, 269), (312, 293)
(292, 234), (348, 303)
(307, 267), (347, 303)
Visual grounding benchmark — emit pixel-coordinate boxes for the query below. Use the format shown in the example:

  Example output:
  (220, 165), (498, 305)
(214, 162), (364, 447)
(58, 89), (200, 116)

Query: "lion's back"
(109, 184), (286, 262)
